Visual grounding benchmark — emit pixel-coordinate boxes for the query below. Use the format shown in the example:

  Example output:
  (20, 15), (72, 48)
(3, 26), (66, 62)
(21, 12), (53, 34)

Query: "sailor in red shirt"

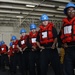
(19, 28), (28, 52)
(29, 23), (40, 75)
(59, 2), (75, 75)
(1, 41), (9, 71)
(8, 42), (14, 74)
(36, 14), (61, 75)
(19, 28), (29, 75)
(11, 35), (22, 75)
(8, 42), (14, 57)
(11, 36), (20, 53)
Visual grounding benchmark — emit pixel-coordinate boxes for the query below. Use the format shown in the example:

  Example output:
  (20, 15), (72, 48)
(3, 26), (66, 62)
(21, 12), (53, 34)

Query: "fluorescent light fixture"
(16, 16), (24, 18)
(57, 8), (64, 11)
(59, 6), (65, 9)
(26, 4), (35, 7)
(47, 5), (55, 7)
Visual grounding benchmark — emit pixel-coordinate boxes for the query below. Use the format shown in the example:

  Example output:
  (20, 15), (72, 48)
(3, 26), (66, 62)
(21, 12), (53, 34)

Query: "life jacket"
(1, 44), (8, 54)
(39, 22), (54, 44)
(60, 17), (75, 43)
(20, 35), (28, 49)
(8, 47), (14, 56)
(29, 31), (38, 47)
(12, 40), (19, 52)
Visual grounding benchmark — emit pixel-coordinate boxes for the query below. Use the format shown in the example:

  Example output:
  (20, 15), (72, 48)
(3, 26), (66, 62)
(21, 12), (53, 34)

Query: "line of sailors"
(0, 2), (75, 75)
(0, 16), (61, 75)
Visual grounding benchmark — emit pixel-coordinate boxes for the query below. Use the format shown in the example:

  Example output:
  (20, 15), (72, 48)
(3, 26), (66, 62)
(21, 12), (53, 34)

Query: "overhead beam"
(49, 0), (70, 3)
(0, 8), (64, 14)
(0, 0), (67, 8)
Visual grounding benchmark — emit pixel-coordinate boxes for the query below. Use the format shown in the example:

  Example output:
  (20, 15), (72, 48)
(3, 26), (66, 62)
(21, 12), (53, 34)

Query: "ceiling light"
(59, 6), (65, 9)
(57, 8), (64, 11)
(26, 4), (35, 7)
(16, 16), (24, 18)
(48, 14), (54, 17)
